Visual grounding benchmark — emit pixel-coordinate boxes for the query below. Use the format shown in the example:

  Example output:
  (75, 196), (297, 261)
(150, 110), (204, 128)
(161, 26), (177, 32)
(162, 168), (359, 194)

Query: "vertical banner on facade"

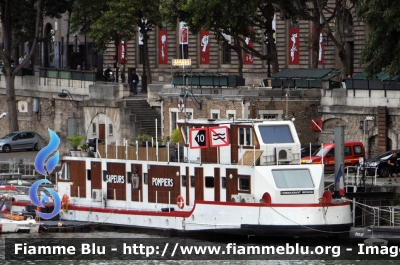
(138, 26), (143, 46)
(200, 30), (210, 64)
(289, 28), (300, 65)
(179, 22), (188, 44)
(243, 33), (254, 65)
(159, 30), (168, 64)
(119, 40), (128, 64)
(313, 28), (324, 65)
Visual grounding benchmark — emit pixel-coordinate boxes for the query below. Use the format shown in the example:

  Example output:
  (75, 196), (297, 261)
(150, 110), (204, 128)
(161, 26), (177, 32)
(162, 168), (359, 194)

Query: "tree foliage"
(0, 0), (71, 132)
(70, 0), (163, 84)
(357, 0), (400, 79)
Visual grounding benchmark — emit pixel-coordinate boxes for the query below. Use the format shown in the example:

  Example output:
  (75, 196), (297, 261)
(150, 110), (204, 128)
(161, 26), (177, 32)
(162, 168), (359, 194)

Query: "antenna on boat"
(285, 85), (290, 120)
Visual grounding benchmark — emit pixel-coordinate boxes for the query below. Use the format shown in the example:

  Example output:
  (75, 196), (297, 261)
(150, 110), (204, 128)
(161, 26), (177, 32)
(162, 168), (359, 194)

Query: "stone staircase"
(124, 99), (162, 140)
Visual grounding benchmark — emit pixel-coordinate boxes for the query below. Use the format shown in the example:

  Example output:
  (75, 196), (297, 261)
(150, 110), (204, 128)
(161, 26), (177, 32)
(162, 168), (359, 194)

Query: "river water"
(0, 230), (397, 265)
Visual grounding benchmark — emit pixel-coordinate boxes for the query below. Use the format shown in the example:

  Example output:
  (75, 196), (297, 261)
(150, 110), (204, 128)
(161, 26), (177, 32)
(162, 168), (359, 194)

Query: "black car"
(301, 144), (320, 158)
(365, 150), (400, 177)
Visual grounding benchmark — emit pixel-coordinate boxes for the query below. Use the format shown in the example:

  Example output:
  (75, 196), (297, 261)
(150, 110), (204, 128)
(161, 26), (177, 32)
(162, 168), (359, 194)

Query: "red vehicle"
(301, 142), (365, 171)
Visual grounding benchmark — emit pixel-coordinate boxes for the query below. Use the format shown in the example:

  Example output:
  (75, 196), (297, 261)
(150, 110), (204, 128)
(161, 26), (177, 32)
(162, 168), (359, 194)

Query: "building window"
(222, 47), (231, 64)
(238, 176), (250, 191)
(109, 124), (113, 135)
(170, 111), (177, 131)
(211, 109), (220, 120)
(239, 127), (253, 146)
(92, 123), (96, 134)
(212, 113), (219, 119)
(263, 114), (276, 120)
(180, 44), (188, 59)
(205, 176), (214, 188)
(226, 110), (236, 120)
(139, 45), (144, 64)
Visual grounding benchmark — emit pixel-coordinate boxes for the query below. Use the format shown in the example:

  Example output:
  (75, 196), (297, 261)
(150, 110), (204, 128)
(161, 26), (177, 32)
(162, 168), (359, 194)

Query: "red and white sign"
(243, 31), (253, 65)
(313, 28), (324, 65)
(200, 30), (209, 64)
(289, 28), (299, 65)
(159, 30), (168, 64)
(189, 128), (208, 149)
(119, 40), (128, 64)
(209, 126), (229, 147)
(180, 22), (188, 44)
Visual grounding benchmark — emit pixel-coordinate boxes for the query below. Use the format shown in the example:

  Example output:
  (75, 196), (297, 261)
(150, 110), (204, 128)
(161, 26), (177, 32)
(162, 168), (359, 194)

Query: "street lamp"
(141, 18), (149, 93)
(58, 89), (78, 108)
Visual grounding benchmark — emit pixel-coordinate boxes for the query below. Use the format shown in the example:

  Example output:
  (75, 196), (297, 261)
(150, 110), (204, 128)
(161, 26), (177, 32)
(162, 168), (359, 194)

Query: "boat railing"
(324, 165), (378, 190)
(0, 159), (36, 175)
(97, 144), (175, 162)
(348, 199), (400, 227)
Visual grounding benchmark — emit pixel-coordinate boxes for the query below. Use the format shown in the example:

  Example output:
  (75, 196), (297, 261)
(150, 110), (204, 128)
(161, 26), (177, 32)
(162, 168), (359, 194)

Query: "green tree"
(70, 0), (163, 87)
(0, 0), (71, 132)
(357, 0), (399, 79)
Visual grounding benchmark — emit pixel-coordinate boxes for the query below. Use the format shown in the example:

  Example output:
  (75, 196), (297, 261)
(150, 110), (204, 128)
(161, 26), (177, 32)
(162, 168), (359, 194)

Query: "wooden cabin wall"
(148, 165), (180, 204)
(225, 168), (238, 201)
(58, 161), (86, 198)
(214, 168), (220, 202)
(106, 162), (126, 200)
(131, 163), (143, 202)
(91, 161), (102, 190)
(194, 167), (204, 200)
(185, 166), (190, 205)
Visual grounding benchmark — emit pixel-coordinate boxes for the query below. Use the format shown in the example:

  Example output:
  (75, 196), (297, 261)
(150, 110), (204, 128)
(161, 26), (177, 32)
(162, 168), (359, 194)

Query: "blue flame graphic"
(35, 129), (60, 176)
(30, 129), (61, 219)
(29, 179), (61, 219)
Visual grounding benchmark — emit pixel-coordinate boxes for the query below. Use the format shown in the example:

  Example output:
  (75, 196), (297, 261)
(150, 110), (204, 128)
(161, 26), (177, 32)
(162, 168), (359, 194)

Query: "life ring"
(61, 194), (70, 212)
(176, 195), (184, 209)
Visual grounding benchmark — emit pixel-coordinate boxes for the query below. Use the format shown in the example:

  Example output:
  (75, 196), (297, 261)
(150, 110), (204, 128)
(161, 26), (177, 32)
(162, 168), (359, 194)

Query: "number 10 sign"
(189, 128), (208, 149)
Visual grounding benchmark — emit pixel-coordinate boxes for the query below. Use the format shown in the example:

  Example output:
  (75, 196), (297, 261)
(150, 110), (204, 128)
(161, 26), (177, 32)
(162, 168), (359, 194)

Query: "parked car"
(301, 144), (320, 158)
(301, 142), (365, 171)
(365, 150), (400, 177)
(0, 131), (45, 152)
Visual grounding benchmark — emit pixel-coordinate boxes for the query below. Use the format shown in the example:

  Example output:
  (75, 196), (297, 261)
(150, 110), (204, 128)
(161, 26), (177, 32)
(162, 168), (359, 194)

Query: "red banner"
(243, 36), (254, 65)
(289, 28), (299, 65)
(119, 40), (128, 64)
(180, 22), (188, 44)
(200, 30), (210, 64)
(313, 28), (324, 65)
(159, 30), (168, 64)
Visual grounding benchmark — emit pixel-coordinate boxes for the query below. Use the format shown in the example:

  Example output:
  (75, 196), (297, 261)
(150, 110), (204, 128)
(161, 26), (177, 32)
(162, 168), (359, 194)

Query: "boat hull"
(0, 218), (41, 233)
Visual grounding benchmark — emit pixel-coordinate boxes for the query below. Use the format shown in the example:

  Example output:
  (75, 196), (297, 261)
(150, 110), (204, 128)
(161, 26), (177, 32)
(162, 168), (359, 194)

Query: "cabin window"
(182, 175), (186, 187)
(132, 174), (139, 189)
(238, 176), (250, 191)
(143, 173), (148, 184)
(221, 177), (226, 188)
(190, 175), (195, 187)
(87, 170), (91, 181)
(127, 172), (132, 183)
(272, 169), (314, 189)
(259, 125), (294, 144)
(109, 124), (113, 135)
(205, 176), (214, 188)
(60, 163), (70, 180)
(92, 123), (96, 134)
(239, 128), (253, 146)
